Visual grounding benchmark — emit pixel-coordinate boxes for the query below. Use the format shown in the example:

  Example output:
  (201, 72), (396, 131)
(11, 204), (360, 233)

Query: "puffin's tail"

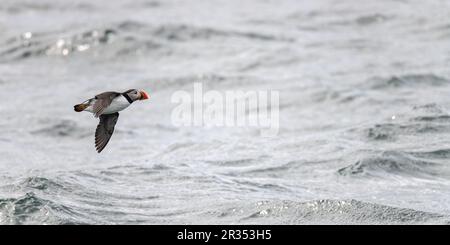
(74, 103), (88, 112)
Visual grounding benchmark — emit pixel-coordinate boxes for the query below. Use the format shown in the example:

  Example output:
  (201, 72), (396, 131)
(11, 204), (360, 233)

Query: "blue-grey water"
(1, 0), (450, 224)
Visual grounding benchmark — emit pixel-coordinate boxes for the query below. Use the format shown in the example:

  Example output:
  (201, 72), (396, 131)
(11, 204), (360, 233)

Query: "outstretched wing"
(95, 112), (119, 153)
(93, 92), (120, 117)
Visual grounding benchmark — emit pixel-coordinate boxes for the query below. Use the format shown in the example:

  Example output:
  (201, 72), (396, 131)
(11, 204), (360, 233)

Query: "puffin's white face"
(125, 89), (149, 102)
(128, 89), (140, 101)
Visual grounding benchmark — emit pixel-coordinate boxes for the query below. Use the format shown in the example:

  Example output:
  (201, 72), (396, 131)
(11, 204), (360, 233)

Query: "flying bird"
(74, 89), (149, 153)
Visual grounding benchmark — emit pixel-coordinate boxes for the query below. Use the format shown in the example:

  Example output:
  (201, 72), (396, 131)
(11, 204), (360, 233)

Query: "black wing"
(95, 112), (119, 153)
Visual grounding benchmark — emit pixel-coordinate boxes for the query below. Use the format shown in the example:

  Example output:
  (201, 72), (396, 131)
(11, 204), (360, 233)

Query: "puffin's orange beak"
(139, 90), (149, 100)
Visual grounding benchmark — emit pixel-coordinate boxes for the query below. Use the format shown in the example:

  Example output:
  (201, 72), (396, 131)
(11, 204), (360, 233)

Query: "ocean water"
(1, 0), (450, 225)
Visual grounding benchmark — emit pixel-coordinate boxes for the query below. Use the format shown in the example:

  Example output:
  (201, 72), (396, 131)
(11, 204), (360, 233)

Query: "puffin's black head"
(123, 89), (149, 102)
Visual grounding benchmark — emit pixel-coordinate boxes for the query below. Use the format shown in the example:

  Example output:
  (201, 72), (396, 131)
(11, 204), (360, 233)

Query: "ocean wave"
(20, 177), (65, 191)
(0, 29), (116, 62)
(0, 174), (162, 224)
(120, 22), (292, 42)
(337, 151), (440, 179)
(123, 1), (161, 9)
(138, 73), (257, 91)
(363, 103), (450, 141)
(354, 14), (392, 26)
(412, 103), (445, 114)
(310, 88), (362, 104)
(408, 149), (450, 159)
(30, 119), (89, 138)
(0, 2), (96, 13)
(231, 180), (291, 192)
(205, 158), (256, 166)
(0, 192), (83, 225)
(225, 199), (448, 225)
(364, 122), (449, 140)
(100, 163), (171, 177)
(412, 115), (450, 123)
(327, 13), (393, 28)
(368, 74), (449, 89)
(240, 160), (300, 176)
(0, 21), (292, 62)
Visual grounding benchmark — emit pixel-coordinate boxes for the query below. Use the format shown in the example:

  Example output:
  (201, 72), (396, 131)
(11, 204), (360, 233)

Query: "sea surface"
(1, 0), (450, 224)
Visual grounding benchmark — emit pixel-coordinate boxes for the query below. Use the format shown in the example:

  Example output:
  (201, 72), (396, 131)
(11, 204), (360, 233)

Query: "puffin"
(74, 89), (149, 153)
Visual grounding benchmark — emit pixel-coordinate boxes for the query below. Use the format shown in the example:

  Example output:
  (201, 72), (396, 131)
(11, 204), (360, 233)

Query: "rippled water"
(1, 0), (450, 224)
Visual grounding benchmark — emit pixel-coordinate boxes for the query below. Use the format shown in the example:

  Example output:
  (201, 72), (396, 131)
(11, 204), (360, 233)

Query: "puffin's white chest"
(102, 96), (131, 114)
